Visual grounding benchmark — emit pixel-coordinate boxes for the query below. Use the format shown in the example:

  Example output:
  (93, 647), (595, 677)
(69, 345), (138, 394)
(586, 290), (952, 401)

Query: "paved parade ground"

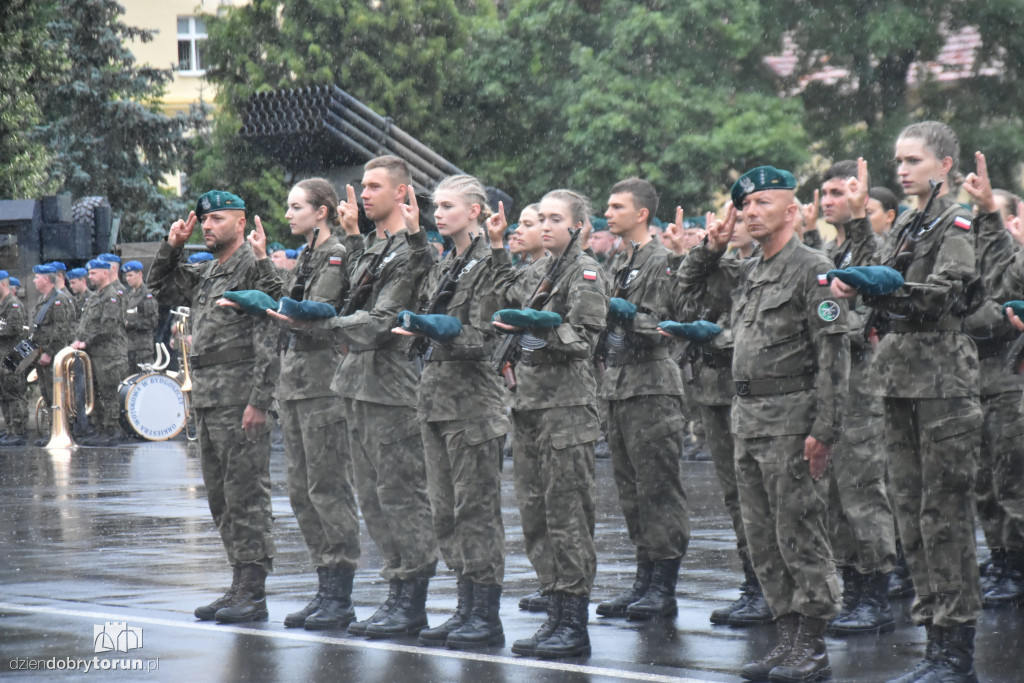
(2, 437), (1022, 682)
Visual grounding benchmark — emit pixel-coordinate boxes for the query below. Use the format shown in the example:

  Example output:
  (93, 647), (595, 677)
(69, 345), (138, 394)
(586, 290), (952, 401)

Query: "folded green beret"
(827, 266), (904, 296)
(399, 311), (462, 342)
(731, 166), (797, 208)
(277, 297), (337, 320)
(609, 297), (637, 322)
(222, 289), (276, 317)
(659, 320), (723, 342)
(196, 190), (246, 218)
(493, 308), (563, 329)
(1003, 301), (1024, 318)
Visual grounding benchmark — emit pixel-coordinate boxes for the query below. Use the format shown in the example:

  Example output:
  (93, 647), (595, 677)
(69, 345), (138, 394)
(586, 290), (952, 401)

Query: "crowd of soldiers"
(135, 117), (1024, 683)
(0, 254), (160, 447)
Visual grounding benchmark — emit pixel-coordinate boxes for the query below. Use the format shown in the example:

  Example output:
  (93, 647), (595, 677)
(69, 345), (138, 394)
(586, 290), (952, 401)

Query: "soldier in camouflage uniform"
(818, 159), (899, 635)
(30, 263), (77, 440)
(270, 179), (358, 633)
(148, 190), (282, 625)
(0, 272), (29, 446)
(487, 189), (609, 659)
(71, 259), (129, 446)
(66, 268), (90, 319)
(679, 166), (849, 682)
(395, 175), (509, 650)
(832, 122), (983, 683)
(275, 157), (438, 640)
(589, 179), (690, 622)
(121, 261), (159, 370)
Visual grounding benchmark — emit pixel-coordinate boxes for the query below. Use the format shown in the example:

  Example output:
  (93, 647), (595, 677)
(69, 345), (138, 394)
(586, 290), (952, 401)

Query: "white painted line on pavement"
(1, 601), (719, 683)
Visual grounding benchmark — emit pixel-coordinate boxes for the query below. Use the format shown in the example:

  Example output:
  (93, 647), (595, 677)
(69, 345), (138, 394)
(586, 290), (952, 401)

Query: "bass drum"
(118, 372), (189, 441)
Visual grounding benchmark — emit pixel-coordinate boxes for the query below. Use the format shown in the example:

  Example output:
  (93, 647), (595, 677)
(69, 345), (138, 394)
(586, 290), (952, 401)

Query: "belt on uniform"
(735, 374), (815, 397)
(291, 337), (335, 352)
(189, 345), (254, 369)
(605, 346), (671, 368)
(889, 319), (961, 333)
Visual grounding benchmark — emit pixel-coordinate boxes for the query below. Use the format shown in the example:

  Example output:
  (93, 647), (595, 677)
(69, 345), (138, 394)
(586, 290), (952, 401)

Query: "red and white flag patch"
(954, 216), (972, 231)
(817, 273), (830, 286)
(329, 256), (343, 266)
(582, 269), (597, 281)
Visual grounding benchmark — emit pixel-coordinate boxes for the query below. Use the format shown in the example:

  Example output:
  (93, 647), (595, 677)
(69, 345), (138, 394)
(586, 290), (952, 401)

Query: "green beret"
(590, 218), (609, 233)
(222, 289), (276, 317)
(731, 166), (797, 208)
(277, 297), (337, 320)
(196, 190), (246, 218)
(426, 231), (445, 244)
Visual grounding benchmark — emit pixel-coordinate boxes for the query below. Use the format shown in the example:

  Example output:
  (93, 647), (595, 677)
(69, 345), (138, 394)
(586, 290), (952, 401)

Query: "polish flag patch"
(329, 256), (343, 266)
(817, 273), (830, 286)
(582, 270), (597, 281)
(954, 216), (972, 231)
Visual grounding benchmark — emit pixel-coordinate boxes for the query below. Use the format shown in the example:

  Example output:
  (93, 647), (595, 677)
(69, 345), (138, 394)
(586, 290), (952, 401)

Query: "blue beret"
(731, 166), (798, 208)
(188, 252), (215, 264)
(9, 277), (19, 287)
(49, 261), (67, 272)
(122, 260), (144, 273)
(196, 190), (246, 218)
(86, 259), (113, 270)
(283, 249), (297, 259)
(33, 264), (57, 275)
(0, 270), (8, 281)
(67, 268), (88, 280)
(98, 253), (121, 264)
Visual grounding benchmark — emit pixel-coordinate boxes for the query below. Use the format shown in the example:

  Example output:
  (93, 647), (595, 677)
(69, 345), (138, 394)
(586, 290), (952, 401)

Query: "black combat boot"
(348, 578), (401, 636)
(982, 549), (1024, 607)
(511, 592), (562, 656)
(304, 567), (356, 630)
(194, 565), (241, 621)
(626, 557), (680, 620)
(284, 566), (328, 628)
(215, 563), (269, 623)
(741, 612), (799, 682)
(418, 576), (473, 647)
(834, 565), (864, 623)
(533, 592), (591, 659)
(889, 539), (916, 599)
(364, 576), (430, 638)
(887, 623), (943, 683)
(768, 615), (831, 683)
(518, 589), (550, 612)
(447, 583), (504, 650)
(0, 432), (26, 446)
(979, 547), (1006, 595)
(829, 570), (895, 635)
(596, 558), (653, 617)
(726, 555), (774, 626)
(915, 624), (978, 683)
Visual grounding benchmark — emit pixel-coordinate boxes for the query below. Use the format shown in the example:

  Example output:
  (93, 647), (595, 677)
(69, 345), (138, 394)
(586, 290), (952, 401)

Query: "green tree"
(0, 0), (58, 199)
(35, 0), (200, 240)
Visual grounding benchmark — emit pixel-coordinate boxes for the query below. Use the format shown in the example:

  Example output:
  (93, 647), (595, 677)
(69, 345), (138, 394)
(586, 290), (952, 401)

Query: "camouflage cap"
(196, 190), (246, 218)
(731, 166), (797, 208)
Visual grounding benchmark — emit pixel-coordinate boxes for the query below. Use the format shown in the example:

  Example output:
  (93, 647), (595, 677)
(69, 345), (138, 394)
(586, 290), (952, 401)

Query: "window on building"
(177, 17), (207, 74)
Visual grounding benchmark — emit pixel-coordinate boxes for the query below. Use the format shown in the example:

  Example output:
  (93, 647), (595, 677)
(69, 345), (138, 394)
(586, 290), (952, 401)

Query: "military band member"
(122, 261), (159, 370)
(0, 271), (29, 446)
(66, 268), (90, 319)
(30, 263), (77, 443)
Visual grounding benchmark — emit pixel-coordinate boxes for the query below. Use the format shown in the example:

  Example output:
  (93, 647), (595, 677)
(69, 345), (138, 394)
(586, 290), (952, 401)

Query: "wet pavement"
(2, 437), (1022, 682)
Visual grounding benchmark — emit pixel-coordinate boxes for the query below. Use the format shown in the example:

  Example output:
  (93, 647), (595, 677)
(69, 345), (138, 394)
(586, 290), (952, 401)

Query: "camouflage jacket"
(679, 235), (850, 444)
(598, 239), (683, 401)
(0, 292), (27, 356)
(76, 282), (127, 359)
(865, 194), (979, 398)
(278, 234), (349, 401)
(406, 230), (508, 423)
(148, 241), (282, 410)
(490, 242), (609, 411)
(70, 290), (89, 320)
(31, 289), (77, 359)
(312, 230), (432, 407)
(124, 283), (159, 354)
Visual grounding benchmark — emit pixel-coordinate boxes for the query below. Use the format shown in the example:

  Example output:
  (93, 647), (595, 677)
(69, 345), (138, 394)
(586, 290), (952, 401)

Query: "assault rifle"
(593, 240), (639, 373)
(407, 234), (482, 360)
(492, 228), (581, 390)
(862, 179), (943, 342)
(339, 230), (396, 316)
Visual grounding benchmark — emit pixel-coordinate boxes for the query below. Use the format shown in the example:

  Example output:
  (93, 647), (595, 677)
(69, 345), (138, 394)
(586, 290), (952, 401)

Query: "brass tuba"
(169, 306), (196, 440)
(44, 347), (95, 449)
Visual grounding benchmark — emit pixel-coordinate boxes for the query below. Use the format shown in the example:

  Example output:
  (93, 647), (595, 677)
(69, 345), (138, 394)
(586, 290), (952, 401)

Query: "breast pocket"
(757, 288), (805, 345)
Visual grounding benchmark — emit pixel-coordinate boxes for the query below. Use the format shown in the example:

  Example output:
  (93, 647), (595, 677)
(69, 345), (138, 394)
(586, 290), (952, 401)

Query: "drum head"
(119, 373), (188, 441)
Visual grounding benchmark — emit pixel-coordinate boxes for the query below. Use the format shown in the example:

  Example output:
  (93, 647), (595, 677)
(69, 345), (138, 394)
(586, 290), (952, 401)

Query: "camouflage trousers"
(422, 416), (509, 586)
(700, 402), (746, 559)
(885, 396), (982, 626)
(0, 368), (27, 435)
(89, 354), (128, 435)
(736, 434), (841, 620)
(827, 400), (897, 574)
(607, 394), (690, 561)
(512, 404), (598, 596)
(345, 399), (437, 581)
(196, 405), (275, 571)
(281, 395), (360, 571)
(976, 390), (1024, 553)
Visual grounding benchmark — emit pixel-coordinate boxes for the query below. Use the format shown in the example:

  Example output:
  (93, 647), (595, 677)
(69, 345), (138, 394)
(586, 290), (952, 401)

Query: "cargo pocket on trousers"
(380, 415), (422, 445)
(462, 415), (512, 447)
(640, 413), (687, 445)
(923, 406), (983, 493)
